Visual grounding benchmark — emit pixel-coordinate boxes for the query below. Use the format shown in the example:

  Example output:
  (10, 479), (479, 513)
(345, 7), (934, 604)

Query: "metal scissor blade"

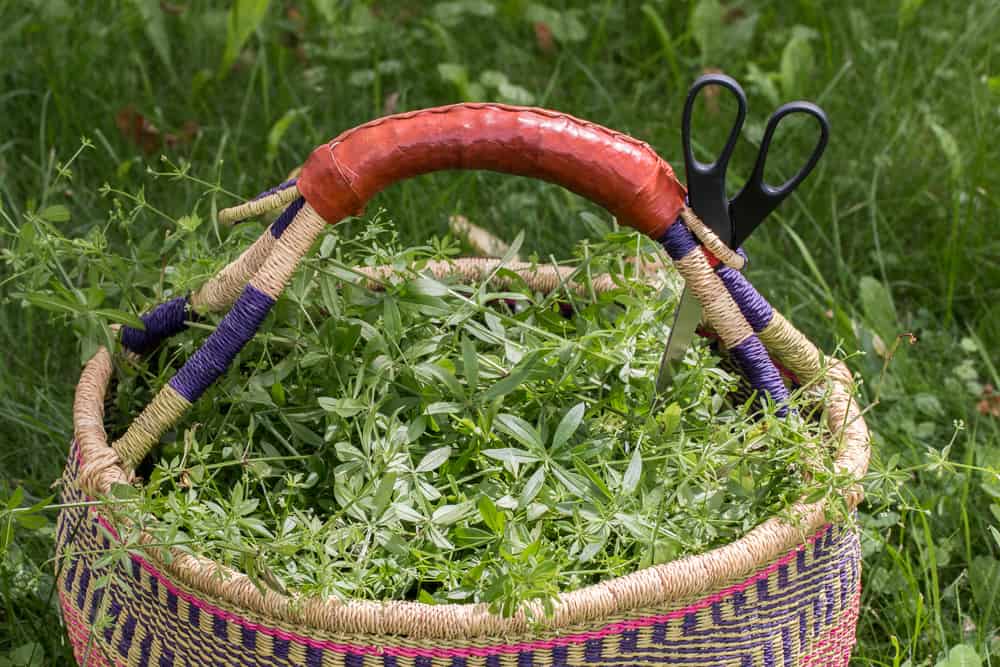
(655, 286), (704, 394)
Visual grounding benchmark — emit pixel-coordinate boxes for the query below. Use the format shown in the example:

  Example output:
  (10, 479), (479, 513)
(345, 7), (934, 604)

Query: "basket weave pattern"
(58, 442), (860, 667)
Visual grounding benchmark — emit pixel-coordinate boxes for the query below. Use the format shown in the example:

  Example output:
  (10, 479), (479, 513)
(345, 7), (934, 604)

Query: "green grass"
(1, 0), (998, 664)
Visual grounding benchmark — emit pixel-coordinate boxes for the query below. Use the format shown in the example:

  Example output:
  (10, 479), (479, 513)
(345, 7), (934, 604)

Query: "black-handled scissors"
(681, 73), (830, 248)
(656, 73), (830, 392)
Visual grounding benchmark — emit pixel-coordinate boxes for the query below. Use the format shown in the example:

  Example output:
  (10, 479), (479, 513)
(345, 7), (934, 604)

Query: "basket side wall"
(57, 441), (861, 667)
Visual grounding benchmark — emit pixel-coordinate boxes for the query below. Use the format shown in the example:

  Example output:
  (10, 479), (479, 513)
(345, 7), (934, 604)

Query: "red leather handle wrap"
(298, 103), (687, 239)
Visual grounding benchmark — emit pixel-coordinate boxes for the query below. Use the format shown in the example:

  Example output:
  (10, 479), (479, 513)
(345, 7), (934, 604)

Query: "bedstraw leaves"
(114, 218), (845, 617)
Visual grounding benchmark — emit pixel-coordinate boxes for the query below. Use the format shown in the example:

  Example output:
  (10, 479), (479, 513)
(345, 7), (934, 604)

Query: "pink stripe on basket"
(60, 590), (121, 667)
(797, 590), (860, 666)
(91, 505), (831, 659)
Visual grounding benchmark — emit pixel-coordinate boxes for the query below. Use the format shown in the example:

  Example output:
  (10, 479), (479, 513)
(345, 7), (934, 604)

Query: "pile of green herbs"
(110, 218), (850, 617)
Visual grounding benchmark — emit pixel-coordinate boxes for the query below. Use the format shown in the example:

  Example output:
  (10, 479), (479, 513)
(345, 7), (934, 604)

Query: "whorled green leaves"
(112, 218), (847, 617)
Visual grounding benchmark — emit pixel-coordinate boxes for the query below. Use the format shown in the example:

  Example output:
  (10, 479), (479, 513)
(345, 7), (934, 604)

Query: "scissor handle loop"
(681, 73), (747, 179)
(730, 102), (829, 247)
(681, 73), (747, 243)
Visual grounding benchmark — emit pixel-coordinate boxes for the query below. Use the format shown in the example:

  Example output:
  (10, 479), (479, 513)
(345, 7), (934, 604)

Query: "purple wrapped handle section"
(120, 296), (193, 355)
(659, 218), (700, 261)
(121, 197), (304, 359)
(168, 285), (275, 402)
(659, 221), (788, 413)
(271, 197), (306, 238)
(716, 263), (775, 333)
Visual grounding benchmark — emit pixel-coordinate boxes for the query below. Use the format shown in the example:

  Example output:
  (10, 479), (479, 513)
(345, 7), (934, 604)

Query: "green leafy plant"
(99, 217), (854, 618)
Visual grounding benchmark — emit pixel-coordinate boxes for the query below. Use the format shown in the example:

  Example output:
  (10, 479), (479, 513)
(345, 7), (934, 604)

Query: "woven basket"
(56, 104), (870, 666)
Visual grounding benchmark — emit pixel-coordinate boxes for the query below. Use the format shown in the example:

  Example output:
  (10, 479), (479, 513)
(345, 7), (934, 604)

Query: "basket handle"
(294, 103), (686, 239)
(111, 104), (785, 468)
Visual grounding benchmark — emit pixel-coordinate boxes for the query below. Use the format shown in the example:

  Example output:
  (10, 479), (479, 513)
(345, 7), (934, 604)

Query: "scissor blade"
(655, 286), (703, 394)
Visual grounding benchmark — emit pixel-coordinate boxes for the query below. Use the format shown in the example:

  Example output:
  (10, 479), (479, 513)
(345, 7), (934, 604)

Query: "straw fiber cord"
(217, 179), (301, 226)
(678, 206), (745, 271)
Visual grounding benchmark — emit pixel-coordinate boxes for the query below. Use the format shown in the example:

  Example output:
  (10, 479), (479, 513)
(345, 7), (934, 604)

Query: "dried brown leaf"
(723, 6), (746, 23)
(534, 22), (555, 55)
(282, 5), (307, 63)
(700, 67), (725, 116)
(115, 106), (162, 155)
(159, 1), (185, 15)
(977, 384), (1000, 418)
(165, 120), (199, 149)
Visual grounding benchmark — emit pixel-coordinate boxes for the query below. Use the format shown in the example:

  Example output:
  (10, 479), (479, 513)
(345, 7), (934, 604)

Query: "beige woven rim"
(70, 245), (869, 641)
